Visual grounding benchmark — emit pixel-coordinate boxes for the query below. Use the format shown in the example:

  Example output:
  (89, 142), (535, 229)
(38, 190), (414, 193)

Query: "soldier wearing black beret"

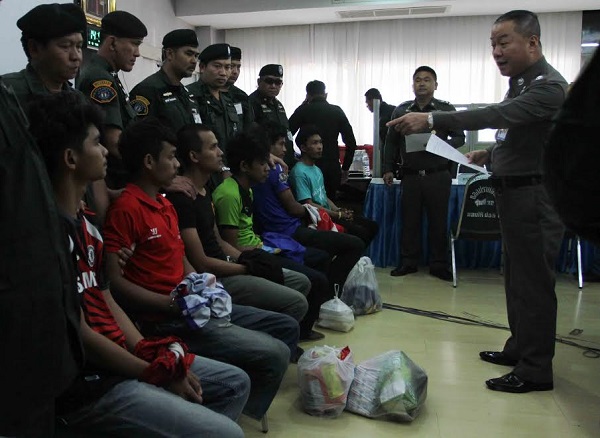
(249, 64), (295, 167)
(129, 29), (202, 134)
(162, 28), (199, 49)
(188, 43), (244, 183)
(3, 3), (87, 104)
(223, 46), (255, 141)
(77, 10), (148, 193)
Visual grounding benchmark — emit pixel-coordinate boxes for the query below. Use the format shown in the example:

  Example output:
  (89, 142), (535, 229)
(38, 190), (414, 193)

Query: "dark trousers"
(400, 170), (451, 270)
(293, 226), (365, 290)
(496, 184), (564, 383)
(141, 304), (297, 419)
(278, 248), (332, 337)
(335, 215), (379, 250)
(1, 403), (55, 438)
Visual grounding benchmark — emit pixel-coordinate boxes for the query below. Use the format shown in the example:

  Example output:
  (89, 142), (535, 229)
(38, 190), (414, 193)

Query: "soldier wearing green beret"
(129, 29), (202, 134)
(249, 64), (296, 168)
(77, 10), (147, 190)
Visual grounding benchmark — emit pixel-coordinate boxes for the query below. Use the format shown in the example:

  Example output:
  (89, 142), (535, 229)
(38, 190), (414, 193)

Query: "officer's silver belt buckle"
(418, 169), (426, 176)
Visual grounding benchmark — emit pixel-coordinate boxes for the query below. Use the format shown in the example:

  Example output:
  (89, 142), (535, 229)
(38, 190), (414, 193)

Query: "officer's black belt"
(490, 175), (543, 189)
(403, 165), (448, 176)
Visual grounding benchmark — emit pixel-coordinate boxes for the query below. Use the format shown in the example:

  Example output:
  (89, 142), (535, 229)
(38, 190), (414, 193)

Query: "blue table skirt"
(363, 179), (593, 272)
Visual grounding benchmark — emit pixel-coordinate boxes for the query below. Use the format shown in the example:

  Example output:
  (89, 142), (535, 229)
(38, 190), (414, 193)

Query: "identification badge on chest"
(496, 128), (508, 142)
(287, 130), (293, 141)
(192, 108), (202, 124)
(234, 103), (243, 115)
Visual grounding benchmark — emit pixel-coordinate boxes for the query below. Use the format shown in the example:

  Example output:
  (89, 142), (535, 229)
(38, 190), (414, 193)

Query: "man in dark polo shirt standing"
(390, 10), (567, 394)
(384, 66), (465, 281)
(289, 80), (358, 200)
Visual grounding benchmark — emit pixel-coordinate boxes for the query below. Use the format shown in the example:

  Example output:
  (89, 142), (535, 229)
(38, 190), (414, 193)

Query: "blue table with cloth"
(363, 178), (593, 273)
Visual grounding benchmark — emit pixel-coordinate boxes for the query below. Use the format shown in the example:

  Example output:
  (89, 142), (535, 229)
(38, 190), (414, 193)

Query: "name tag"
(234, 103), (243, 115)
(163, 97), (177, 103)
(192, 108), (202, 124)
(496, 129), (508, 142)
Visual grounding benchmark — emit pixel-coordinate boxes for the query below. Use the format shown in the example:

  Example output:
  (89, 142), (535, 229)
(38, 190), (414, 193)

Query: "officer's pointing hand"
(387, 112), (429, 135)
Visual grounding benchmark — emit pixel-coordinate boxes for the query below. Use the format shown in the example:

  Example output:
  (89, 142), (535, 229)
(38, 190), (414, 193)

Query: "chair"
(564, 230), (583, 289)
(450, 174), (502, 287)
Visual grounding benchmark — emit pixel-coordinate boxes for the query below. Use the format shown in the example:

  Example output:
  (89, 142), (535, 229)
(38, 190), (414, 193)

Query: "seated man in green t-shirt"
(212, 131), (331, 341)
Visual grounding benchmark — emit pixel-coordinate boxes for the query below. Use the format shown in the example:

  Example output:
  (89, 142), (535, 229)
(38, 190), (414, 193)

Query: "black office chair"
(450, 174), (502, 287)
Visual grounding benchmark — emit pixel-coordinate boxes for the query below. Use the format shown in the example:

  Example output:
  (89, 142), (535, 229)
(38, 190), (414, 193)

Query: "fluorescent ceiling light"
(581, 42), (599, 47)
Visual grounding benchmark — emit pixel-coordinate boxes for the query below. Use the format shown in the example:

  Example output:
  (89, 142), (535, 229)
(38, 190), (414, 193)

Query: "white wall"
(112, 0), (195, 89)
(0, 0), (194, 89)
(0, 0), (57, 74)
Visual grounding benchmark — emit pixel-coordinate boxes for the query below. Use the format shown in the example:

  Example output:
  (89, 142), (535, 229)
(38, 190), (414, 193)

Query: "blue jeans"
(220, 269), (309, 322)
(55, 356), (249, 438)
(142, 304), (298, 419)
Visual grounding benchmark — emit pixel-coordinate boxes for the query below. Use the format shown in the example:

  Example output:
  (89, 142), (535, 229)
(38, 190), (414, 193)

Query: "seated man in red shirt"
(102, 117), (298, 422)
(28, 91), (249, 437)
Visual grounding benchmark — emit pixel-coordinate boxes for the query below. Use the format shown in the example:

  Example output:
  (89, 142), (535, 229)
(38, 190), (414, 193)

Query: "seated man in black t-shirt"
(167, 125), (310, 326)
(175, 124), (329, 341)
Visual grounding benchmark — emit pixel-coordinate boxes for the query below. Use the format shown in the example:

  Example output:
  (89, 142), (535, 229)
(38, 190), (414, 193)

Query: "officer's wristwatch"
(221, 166), (231, 173)
(427, 113), (434, 130)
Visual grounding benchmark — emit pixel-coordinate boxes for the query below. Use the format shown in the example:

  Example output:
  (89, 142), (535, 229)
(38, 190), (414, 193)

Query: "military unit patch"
(90, 80), (117, 104)
(131, 96), (150, 115)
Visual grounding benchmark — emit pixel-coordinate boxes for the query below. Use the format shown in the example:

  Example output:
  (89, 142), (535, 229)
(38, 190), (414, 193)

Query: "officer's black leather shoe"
(390, 266), (418, 277)
(486, 372), (553, 393)
(479, 351), (518, 366)
(430, 268), (452, 281)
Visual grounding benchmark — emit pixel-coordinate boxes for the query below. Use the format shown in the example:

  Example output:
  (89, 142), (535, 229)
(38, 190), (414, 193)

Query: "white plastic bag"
(297, 345), (355, 417)
(346, 350), (428, 422)
(341, 256), (382, 315)
(317, 286), (355, 332)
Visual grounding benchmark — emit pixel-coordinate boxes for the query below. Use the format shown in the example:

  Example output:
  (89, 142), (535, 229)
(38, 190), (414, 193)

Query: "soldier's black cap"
(230, 46), (242, 61)
(199, 43), (231, 63)
(162, 29), (198, 49)
(102, 11), (147, 39)
(259, 64), (283, 78)
(17, 3), (86, 39)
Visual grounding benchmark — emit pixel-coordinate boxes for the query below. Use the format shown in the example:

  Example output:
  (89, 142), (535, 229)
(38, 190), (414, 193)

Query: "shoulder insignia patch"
(90, 80), (117, 104)
(130, 95), (150, 116)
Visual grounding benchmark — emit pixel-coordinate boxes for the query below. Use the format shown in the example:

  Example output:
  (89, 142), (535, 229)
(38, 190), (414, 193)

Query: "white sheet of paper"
(425, 135), (489, 174)
(405, 133), (431, 152)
